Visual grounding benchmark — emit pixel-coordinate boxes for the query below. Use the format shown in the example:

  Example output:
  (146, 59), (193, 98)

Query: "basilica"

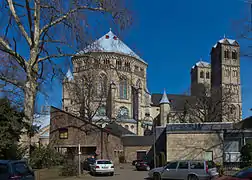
(61, 29), (242, 136)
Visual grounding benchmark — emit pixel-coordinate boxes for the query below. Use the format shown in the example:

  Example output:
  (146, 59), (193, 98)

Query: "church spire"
(159, 89), (170, 104)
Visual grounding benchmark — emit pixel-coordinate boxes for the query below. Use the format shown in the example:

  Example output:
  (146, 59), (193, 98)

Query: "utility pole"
(145, 113), (156, 168)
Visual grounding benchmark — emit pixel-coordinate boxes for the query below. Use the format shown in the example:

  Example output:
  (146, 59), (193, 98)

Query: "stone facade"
(211, 39), (242, 122)
(62, 30), (152, 135)
(166, 132), (223, 163)
(123, 146), (151, 163)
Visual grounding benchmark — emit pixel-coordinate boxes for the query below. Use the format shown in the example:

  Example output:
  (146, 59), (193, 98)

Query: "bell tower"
(210, 38), (242, 122)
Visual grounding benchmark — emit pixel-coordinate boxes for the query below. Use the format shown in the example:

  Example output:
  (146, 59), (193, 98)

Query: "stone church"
(62, 30), (242, 136)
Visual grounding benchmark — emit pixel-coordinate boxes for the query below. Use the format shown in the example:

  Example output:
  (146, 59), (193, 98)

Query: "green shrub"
(215, 162), (224, 176)
(240, 143), (252, 168)
(60, 160), (78, 177)
(29, 145), (64, 169)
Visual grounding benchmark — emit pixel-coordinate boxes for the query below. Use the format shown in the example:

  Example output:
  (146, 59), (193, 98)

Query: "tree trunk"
(20, 72), (37, 158)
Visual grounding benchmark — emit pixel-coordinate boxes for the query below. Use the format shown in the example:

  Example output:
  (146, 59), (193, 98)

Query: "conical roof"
(76, 30), (146, 64)
(159, 89), (170, 104)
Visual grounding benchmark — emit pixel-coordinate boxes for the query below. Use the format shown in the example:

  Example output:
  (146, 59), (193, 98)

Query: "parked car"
(148, 160), (218, 180)
(132, 159), (144, 166)
(83, 157), (96, 171)
(90, 159), (114, 176)
(0, 160), (35, 180)
(135, 161), (151, 171)
(216, 167), (252, 180)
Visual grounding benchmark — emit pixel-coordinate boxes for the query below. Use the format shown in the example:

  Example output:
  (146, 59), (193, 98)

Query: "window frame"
(200, 71), (204, 78)
(59, 128), (68, 139)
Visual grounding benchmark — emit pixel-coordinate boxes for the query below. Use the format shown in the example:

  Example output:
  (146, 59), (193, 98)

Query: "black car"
(0, 160), (35, 180)
(135, 161), (151, 171)
(132, 159), (145, 166)
(83, 158), (96, 171)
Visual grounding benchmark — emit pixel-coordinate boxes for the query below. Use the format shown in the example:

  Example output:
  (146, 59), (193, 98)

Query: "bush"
(215, 162), (224, 176)
(29, 145), (64, 169)
(240, 143), (252, 168)
(60, 160), (78, 177)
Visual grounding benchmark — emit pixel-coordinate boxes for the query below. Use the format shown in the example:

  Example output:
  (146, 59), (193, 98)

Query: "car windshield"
(232, 168), (252, 178)
(13, 162), (32, 176)
(97, 161), (112, 164)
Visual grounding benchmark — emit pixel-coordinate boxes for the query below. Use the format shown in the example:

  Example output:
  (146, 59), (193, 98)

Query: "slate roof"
(191, 61), (211, 69)
(234, 116), (252, 129)
(104, 122), (135, 137)
(151, 94), (196, 111)
(122, 135), (154, 146)
(213, 38), (238, 48)
(76, 30), (146, 64)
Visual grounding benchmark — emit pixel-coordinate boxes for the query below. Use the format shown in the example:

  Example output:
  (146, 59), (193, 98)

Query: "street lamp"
(145, 112), (156, 168)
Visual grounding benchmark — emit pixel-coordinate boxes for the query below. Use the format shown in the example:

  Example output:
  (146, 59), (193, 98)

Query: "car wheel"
(153, 172), (161, 180)
(109, 172), (114, 176)
(146, 166), (150, 171)
(188, 175), (198, 180)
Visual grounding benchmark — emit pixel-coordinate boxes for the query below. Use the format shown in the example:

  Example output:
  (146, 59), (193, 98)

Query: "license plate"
(102, 166), (108, 169)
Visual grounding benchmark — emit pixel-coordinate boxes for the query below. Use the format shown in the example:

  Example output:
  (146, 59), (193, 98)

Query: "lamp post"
(145, 113), (156, 168)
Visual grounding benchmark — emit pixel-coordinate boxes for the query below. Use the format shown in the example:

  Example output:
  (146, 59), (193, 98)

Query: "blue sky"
(44, 0), (252, 118)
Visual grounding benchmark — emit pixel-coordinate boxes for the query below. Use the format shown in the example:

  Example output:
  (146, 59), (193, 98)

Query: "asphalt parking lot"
(85, 164), (149, 180)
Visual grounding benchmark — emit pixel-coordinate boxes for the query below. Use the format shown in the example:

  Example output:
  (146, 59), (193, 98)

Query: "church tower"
(191, 60), (211, 97)
(210, 38), (242, 122)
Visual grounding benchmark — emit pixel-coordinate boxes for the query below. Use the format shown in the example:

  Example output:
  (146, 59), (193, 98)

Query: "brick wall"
(50, 107), (123, 164)
(166, 132), (223, 163)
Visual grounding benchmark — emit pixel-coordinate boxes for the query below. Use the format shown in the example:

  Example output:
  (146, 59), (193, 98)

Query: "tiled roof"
(151, 94), (196, 111)
(192, 61), (211, 69)
(104, 122), (135, 137)
(213, 38), (238, 48)
(76, 30), (146, 64)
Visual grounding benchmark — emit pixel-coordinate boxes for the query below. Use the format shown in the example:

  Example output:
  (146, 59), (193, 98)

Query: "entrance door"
(136, 151), (147, 160)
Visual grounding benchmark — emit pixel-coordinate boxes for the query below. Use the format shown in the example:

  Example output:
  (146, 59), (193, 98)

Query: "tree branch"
(0, 37), (27, 69)
(7, 0), (32, 46)
(38, 54), (74, 62)
(40, 6), (105, 35)
(0, 75), (24, 90)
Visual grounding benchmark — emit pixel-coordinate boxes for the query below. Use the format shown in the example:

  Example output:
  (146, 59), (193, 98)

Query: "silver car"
(90, 159), (114, 176)
(148, 160), (219, 180)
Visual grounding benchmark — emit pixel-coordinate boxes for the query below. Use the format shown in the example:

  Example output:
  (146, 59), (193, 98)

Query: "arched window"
(125, 125), (129, 129)
(130, 125), (134, 129)
(200, 71), (204, 78)
(224, 50), (229, 59)
(117, 106), (129, 119)
(136, 79), (142, 89)
(232, 51), (237, 60)
(97, 74), (107, 97)
(119, 76), (127, 99)
(97, 105), (106, 116)
(206, 72), (210, 79)
(230, 105), (236, 115)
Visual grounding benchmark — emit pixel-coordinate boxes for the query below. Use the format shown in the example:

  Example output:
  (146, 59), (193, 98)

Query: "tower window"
(116, 60), (122, 68)
(232, 70), (238, 77)
(232, 51), (237, 60)
(224, 50), (229, 59)
(103, 59), (110, 64)
(119, 76), (127, 99)
(125, 62), (131, 68)
(206, 72), (210, 79)
(200, 71), (204, 78)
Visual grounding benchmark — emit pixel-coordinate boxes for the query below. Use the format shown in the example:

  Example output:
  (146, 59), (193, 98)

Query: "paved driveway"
(84, 164), (148, 180)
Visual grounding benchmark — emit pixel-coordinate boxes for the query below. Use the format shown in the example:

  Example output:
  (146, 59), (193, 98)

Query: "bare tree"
(0, 0), (132, 152)
(64, 61), (109, 124)
(169, 85), (239, 123)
